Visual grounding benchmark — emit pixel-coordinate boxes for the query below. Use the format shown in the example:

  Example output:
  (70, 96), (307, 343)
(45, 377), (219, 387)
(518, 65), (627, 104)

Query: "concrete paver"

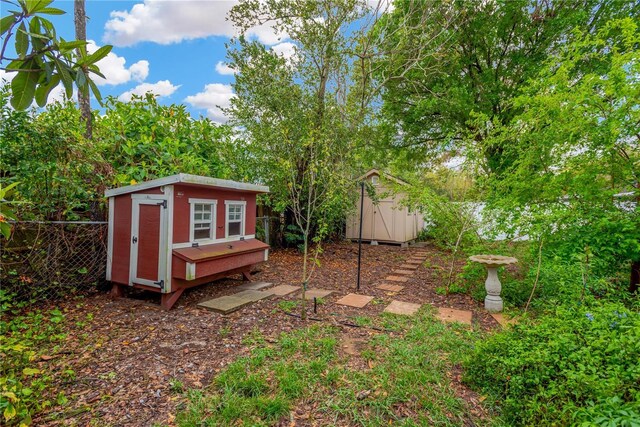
(198, 290), (273, 314)
(269, 284), (299, 296)
(336, 293), (374, 308)
(376, 283), (404, 292)
(436, 307), (473, 325)
(385, 275), (409, 282)
(301, 289), (334, 300)
(393, 269), (415, 275)
(490, 312), (518, 327)
(383, 300), (421, 316)
(235, 281), (273, 291)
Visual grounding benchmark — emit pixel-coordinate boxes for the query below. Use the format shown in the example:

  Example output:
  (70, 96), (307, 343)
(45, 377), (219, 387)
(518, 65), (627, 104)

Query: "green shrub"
(464, 302), (640, 425)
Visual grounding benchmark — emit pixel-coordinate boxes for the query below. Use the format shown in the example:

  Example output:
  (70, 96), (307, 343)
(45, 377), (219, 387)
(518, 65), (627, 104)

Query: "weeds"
(0, 292), (72, 425)
(176, 309), (490, 426)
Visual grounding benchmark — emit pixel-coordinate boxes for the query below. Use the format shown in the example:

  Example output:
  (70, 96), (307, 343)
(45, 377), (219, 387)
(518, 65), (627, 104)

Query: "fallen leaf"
(356, 390), (371, 400)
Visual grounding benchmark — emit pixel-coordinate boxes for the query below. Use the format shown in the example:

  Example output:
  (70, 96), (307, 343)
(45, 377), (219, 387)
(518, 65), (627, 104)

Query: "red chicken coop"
(105, 174), (270, 309)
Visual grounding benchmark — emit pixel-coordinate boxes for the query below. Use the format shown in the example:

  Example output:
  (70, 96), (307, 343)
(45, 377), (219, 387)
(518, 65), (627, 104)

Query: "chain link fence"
(0, 221), (108, 303)
(256, 216), (285, 247)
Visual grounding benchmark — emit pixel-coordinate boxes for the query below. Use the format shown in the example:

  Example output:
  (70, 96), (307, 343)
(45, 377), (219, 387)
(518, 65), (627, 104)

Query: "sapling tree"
(228, 0), (365, 317)
(227, 0), (464, 314)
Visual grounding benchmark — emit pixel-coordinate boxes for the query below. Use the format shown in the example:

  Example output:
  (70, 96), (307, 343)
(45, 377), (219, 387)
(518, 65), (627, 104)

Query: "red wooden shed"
(105, 174), (269, 309)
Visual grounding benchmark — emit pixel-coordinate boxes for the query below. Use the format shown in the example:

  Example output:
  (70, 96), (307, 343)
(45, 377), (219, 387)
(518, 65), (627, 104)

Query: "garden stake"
(314, 297), (318, 314)
(357, 181), (364, 292)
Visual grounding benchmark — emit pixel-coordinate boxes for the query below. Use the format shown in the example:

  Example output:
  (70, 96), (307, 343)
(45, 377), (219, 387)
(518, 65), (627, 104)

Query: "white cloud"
(368, 0), (394, 13)
(119, 80), (180, 101)
(271, 42), (297, 61)
(104, 1), (286, 47)
(88, 40), (149, 86)
(444, 155), (466, 170)
(215, 61), (235, 76)
(48, 85), (77, 104)
(184, 83), (235, 123)
(0, 69), (14, 85)
(129, 61), (150, 82)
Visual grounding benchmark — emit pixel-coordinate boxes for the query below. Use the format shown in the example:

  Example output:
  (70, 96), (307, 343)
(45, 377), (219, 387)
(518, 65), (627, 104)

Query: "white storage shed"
(346, 169), (425, 246)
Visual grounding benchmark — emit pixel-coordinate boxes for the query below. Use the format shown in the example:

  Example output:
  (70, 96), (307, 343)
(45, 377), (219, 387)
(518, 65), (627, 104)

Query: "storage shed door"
(372, 201), (394, 242)
(130, 198), (167, 289)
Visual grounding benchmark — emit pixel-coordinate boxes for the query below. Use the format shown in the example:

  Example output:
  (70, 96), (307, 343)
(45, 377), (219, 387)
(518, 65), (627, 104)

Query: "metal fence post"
(263, 216), (270, 246)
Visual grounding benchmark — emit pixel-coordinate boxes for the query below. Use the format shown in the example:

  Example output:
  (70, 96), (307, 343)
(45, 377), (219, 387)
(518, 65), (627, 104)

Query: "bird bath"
(469, 255), (518, 312)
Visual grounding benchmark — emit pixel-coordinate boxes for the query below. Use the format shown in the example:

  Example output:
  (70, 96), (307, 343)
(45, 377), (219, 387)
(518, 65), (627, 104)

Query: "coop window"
(189, 199), (217, 242)
(371, 175), (379, 186)
(225, 201), (246, 238)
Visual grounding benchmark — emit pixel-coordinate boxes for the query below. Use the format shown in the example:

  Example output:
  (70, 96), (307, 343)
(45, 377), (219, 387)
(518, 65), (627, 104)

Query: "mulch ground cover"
(33, 241), (499, 426)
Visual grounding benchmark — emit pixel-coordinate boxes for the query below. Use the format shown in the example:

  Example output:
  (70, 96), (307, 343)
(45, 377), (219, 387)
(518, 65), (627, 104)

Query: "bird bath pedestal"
(469, 255), (518, 312)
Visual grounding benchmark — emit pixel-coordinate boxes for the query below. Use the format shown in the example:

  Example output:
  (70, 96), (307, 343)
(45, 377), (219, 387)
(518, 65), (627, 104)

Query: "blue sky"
(2, 0), (295, 122)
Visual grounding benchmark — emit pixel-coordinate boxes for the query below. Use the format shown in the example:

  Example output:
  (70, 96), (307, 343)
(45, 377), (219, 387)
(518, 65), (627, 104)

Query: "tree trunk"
(631, 187), (640, 293)
(630, 261), (640, 293)
(301, 235), (308, 320)
(74, 0), (92, 139)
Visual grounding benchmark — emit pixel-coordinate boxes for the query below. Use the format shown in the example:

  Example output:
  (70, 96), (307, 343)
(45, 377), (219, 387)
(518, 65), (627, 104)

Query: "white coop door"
(130, 197), (168, 290)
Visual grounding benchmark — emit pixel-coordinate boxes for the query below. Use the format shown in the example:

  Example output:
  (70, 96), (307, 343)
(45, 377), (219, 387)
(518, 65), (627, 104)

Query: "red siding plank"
(173, 184), (257, 243)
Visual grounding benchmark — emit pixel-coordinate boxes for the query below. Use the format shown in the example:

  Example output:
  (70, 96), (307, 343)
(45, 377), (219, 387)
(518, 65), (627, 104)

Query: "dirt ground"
(34, 241), (499, 426)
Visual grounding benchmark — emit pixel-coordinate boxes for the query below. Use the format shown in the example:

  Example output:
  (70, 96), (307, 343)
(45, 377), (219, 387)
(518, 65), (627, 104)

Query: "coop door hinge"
(158, 200), (167, 209)
(154, 279), (164, 290)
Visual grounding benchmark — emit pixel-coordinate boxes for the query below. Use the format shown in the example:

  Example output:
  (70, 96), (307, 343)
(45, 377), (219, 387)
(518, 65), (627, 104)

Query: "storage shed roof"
(358, 169), (408, 186)
(105, 173), (269, 197)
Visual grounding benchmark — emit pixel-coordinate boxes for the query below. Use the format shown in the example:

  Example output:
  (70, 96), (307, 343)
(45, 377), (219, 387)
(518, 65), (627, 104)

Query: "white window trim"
(189, 198), (217, 243)
(225, 200), (246, 239)
(371, 175), (380, 186)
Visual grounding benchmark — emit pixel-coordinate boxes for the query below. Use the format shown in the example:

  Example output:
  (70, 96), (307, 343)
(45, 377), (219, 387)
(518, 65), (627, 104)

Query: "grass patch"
(176, 308), (492, 426)
(277, 300), (299, 312)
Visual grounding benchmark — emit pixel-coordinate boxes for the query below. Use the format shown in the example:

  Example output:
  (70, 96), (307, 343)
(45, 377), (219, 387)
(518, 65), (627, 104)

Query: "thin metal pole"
(357, 181), (365, 292)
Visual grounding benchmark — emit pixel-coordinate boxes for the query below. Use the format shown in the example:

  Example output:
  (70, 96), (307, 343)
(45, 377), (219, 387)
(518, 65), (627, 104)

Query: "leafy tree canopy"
(1, 0), (111, 110)
(375, 0), (638, 174)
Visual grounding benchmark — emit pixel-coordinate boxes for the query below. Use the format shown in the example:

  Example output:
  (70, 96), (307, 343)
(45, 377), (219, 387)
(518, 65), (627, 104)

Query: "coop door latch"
(157, 200), (167, 209)
(154, 279), (164, 290)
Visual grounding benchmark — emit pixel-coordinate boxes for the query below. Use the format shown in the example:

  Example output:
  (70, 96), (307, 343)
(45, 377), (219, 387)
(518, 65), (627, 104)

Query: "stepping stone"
(406, 259), (422, 265)
(235, 281), (273, 291)
(393, 269), (415, 275)
(436, 307), (473, 326)
(490, 313), (518, 328)
(301, 289), (334, 300)
(336, 293), (374, 308)
(399, 264), (419, 270)
(269, 284), (299, 296)
(384, 300), (421, 316)
(198, 290), (273, 314)
(376, 283), (404, 292)
(385, 275), (408, 283)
